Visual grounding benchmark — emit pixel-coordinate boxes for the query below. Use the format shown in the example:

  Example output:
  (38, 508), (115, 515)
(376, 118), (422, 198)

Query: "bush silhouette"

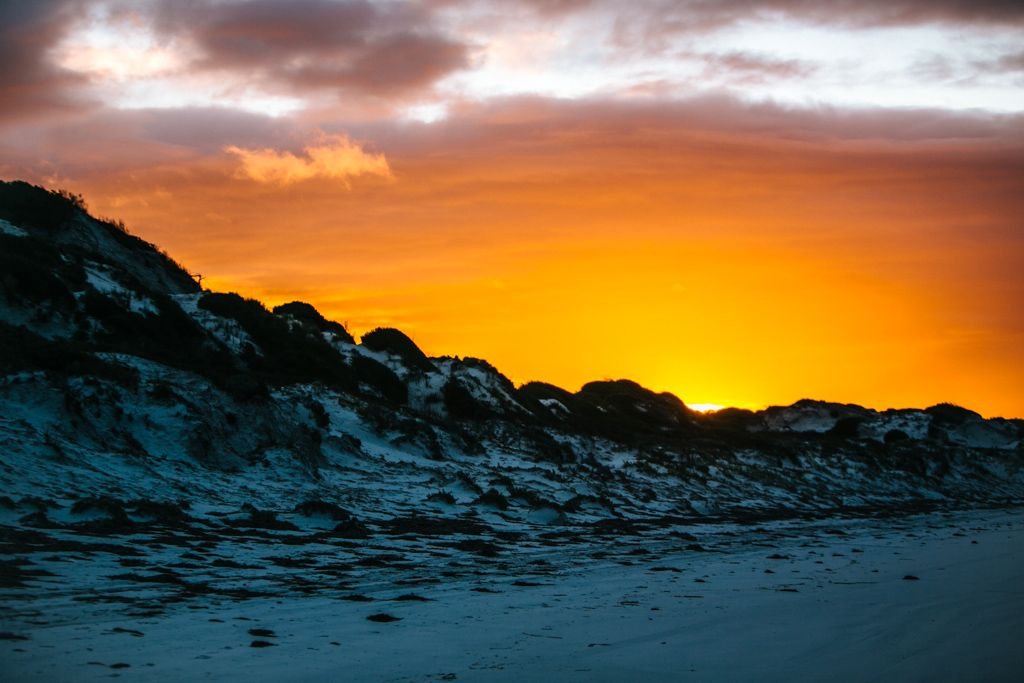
(0, 234), (85, 312)
(351, 354), (407, 404)
(828, 416), (862, 438)
(885, 429), (911, 445)
(199, 292), (356, 390)
(0, 180), (81, 233)
(0, 322), (139, 387)
(442, 378), (488, 420)
(272, 301), (354, 344)
(200, 294), (406, 403)
(361, 327), (434, 372)
(925, 403), (981, 424)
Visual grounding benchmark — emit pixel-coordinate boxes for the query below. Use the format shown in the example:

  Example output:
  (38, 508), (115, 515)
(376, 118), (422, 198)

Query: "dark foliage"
(0, 234), (85, 313)
(308, 399), (330, 429)
(361, 327), (434, 372)
(570, 380), (693, 444)
(442, 377), (489, 420)
(129, 499), (191, 524)
(219, 371), (267, 402)
(70, 496), (127, 518)
(0, 323), (139, 387)
(366, 613), (401, 623)
(332, 517), (372, 538)
(519, 379), (701, 446)
(272, 301), (354, 344)
(519, 426), (574, 464)
(698, 407), (759, 431)
(146, 380), (181, 405)
(518, 381), (575, 403)
(473, 488), (510, 510)
(199, 292), (356, 390)
(426, 490), (456, 504)
(0, 181), (81, 233)
(351, 354), (407, 404)
(926, 403), (982, 424)
(81, 288), (239, 386)
(0, 181), (197, 293)
(579, 380), (686, 417)
(377, 514), (490, 536)
(227, 508), (299, 531)
(516, 381), (581, 421)
(885, 429), (911, 445)
(828, 416), (863, 439)
(294, 499), (353, 521)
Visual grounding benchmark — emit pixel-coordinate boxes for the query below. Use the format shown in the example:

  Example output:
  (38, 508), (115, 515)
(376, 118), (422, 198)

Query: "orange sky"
(2, 1), (1023, 416)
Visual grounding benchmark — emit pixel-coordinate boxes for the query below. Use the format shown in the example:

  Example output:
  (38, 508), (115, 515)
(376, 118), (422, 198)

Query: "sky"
(1, 0), (1023, 417)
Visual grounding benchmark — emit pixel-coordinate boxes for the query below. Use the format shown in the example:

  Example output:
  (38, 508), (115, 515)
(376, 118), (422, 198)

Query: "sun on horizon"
(687, 403), (727, 414)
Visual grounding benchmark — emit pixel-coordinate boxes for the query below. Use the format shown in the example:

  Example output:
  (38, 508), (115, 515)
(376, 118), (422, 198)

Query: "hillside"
(1, 180), (1023, 679)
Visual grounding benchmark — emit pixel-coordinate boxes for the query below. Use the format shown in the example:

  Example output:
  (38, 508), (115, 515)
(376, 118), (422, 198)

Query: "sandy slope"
(3, 508), (1022, 682)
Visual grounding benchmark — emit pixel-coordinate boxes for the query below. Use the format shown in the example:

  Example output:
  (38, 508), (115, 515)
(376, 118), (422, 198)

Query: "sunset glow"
(2, 1), (1022, 416)
(688, 403), (725, 414)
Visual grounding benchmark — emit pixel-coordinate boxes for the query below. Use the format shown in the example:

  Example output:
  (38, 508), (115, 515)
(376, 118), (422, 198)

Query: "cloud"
(984, 50), (1024, 73)
(692, 51), (818, 83)
(5, 94), (1018, 187)
(384, 94), (1024, 149)
(544, 0), (1024, 31)
(588, 1), (1024, 56)
(225, 134), (391, 186)
(0, 1), (92, 122)
(152, 0), (473, 98)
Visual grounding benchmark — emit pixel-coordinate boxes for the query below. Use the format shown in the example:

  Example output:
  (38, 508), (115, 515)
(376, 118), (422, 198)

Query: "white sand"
(4, 508), (1022, 682)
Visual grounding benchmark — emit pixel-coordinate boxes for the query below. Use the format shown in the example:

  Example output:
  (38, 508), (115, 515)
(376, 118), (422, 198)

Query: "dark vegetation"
(272, 301), (354, 344)
(0, 323), (140, 387)
(426, 490), (456, 505)
(926, 403), (982, 425)
(84, 288), (236, 380)
(361, 327), (434, 372)
(199, 293), (355, 389)
(366, 613), (401, 623)
(294, 499), (353, 521)
(0, 181), (83, 232)
(443, 378), (490, 420)
(0, 180), (197, 293)
(0, 233), (85, 314)
(199, 293), (409, 402)
(0, 224), (232, 387)
(519, 380), (698, 445)
(350, 354), (407, 404)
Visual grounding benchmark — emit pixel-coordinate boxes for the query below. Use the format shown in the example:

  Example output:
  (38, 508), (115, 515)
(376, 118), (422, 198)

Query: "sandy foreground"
(3, 508), (1023, 682)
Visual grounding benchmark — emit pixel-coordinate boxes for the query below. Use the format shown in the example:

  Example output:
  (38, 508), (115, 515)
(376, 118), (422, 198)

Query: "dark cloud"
(275, 32), (470, 92)
(568, 0), (1024, 32)
(599, 0), (1024, 53)
(152, 0), (473, 97)
(154, 0), (381, 60)
(691, 51), (818, 84)
(815, 0), (1024, 27)
(513, 0), (597, 16)
(134, 107), (297, 153)
(374, 94), (1024, 150)
(0, 1), (91, 122)
(987, 50), (1024, 73)
(4, 92), (1020, 185)
(0, 106), (304, 181)
(910, 49), (1024, 87)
